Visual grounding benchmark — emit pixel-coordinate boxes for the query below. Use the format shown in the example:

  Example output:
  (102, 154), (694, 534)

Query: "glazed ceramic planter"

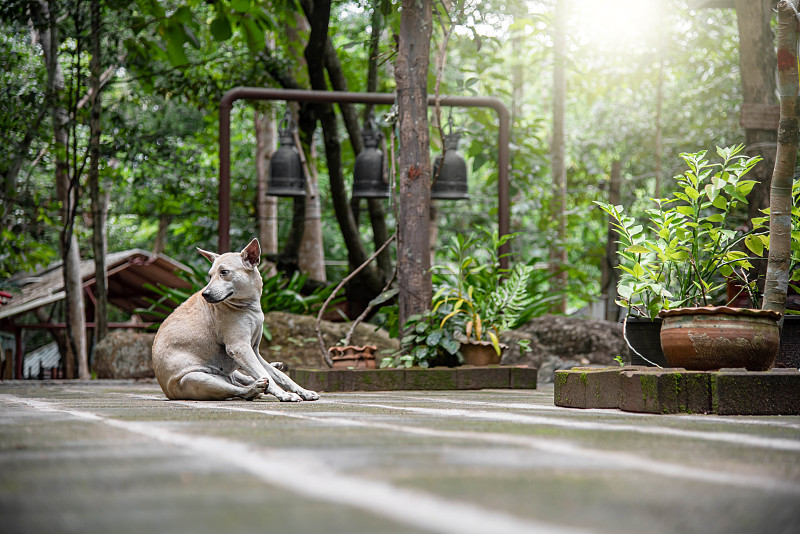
(658, 306), (781, 371)
(623, 317), (666, 367)
(459, 340), (507, 366)
(328, 345), (377, 369)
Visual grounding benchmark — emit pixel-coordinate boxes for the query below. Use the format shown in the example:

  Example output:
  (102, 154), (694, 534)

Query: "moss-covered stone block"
(289, 369), (328, 392)
(554, 367), (626, 409)
(619, 368), (711, 414)
(351, 369), (405, 391)
(712, 369), (800, 415)
(508, 366), (538, 389)
(403, 368), (458, 390)
(457, 366), (510, 389)
(325, 369), (358, 392)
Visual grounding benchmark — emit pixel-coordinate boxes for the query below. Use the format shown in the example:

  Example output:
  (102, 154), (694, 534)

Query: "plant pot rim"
(658, 306), (781, 321)
(461, 339), (509, 349)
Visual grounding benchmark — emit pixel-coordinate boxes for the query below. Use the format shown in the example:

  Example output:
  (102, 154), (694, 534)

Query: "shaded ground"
(1, 380), (799, 534)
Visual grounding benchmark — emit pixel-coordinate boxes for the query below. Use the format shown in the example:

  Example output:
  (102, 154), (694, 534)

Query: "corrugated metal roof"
(0, 249), (192, 321)
(23, 342), (60, 377)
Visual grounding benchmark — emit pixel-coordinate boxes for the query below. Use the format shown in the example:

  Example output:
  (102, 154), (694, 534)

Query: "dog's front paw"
(276, 391), (303, 402)
(298, 389), (320, 401)
(242, 377), (269, 400)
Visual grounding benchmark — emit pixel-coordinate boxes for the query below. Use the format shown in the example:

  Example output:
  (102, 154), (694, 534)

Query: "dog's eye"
(219, 269), (230, 276)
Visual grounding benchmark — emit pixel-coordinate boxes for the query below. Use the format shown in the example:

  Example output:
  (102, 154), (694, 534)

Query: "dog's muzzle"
(202, 289), (233, 303)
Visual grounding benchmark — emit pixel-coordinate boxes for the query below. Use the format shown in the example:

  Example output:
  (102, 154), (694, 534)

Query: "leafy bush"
(595, 145), (764, 317)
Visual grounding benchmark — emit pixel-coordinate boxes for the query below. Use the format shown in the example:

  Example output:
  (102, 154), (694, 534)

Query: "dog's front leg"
(226, 343), (302, 402)
(257, 353), (319, 401)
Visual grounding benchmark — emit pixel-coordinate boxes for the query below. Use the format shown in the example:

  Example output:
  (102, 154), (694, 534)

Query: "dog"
(152, 238), (319, 402)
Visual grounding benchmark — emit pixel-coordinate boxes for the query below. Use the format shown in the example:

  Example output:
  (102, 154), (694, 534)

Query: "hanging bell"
(352, 116), (389, 199)
(267, 111), (306, 197)
(431, 122), (469, 200)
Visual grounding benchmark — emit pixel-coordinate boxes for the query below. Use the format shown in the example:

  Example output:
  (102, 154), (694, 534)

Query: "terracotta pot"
(328, 345), (377, 369)
(658, 306), (781, 371)
(459, 340), (507, 366)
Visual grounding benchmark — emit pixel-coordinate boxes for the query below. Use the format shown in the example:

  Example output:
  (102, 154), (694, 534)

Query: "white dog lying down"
(152, 238), (319, 402)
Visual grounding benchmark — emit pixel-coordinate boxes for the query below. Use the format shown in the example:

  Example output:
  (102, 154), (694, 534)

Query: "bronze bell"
(267, 112), (306, 197)
(352, 117), (389, 198)
(431, 129), (469, 200)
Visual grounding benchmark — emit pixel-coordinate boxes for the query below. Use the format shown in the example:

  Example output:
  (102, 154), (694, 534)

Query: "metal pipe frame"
(218, 88), (511, 264)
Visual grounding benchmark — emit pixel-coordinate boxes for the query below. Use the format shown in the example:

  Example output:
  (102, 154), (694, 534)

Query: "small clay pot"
(459, 340), (507, 366)
(328, 345), (377, 369)
(658, 306), (781, 371)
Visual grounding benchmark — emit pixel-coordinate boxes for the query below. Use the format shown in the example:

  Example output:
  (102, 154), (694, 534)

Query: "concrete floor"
(1, 380), (799, 534)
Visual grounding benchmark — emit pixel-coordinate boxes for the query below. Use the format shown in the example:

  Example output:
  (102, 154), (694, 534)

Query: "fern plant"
(432, 231), (534, 355)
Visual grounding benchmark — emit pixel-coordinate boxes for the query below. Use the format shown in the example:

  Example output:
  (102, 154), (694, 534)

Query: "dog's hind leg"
(171, 371), (268, 401)
(258, 354), (320, 401)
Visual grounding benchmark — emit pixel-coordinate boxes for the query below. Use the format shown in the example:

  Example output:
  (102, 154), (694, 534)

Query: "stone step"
(554, 366), (800, 415)
(289, 366), (537, 392)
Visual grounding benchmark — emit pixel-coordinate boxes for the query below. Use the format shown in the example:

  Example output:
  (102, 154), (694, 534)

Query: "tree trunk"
(254, 108), (278, 276)
(89, 0), (107, 349)
(295, 130), (327, 281)
(395, 0), (433, 329)
(654, 61), (664, 199)
(602, 160), (622, 321)
(304, 0), (383, 310)
(549, 0), (568, 314)
(736, 0), (779, 287)
(152, 214), (170, 255)
(40, 0), (88, 379)
(762, 0), (798, 315)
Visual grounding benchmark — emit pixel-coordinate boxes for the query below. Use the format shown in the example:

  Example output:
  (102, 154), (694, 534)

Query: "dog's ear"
(241, 238), (261, 269)
(197, 248), (219, 264)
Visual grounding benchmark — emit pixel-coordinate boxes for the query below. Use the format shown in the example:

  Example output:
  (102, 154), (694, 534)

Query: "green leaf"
(210, 16), (233, 41)
(684, 186), (700, 200)
(712, 195), (728, 210)
(745, 235), (764, 256)
(676, 206), (694, 217)
(426, 330), (443, 346)
(231, 0), (252, 12)
(626, 245), (651, 254)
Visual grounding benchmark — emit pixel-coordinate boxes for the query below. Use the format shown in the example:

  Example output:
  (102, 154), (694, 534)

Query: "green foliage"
(433, 231), (534, 355)
(596, 145), (764, 318)
(380, 308), (464, 369)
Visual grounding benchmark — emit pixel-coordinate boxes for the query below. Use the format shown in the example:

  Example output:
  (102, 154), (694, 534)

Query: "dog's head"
(197, 238), (263, 304)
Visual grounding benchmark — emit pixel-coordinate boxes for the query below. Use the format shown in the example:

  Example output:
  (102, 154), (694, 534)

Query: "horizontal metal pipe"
(219, 88), (510, 265)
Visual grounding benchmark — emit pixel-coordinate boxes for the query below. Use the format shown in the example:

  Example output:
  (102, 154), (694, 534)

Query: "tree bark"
(254, 108), (278, 276)
(40, 0), (88, 379)
(396, 0), (433, 329)
(762, 0), (798, 315)
(295, 130), (327, 281)
(602, 160), (622, 321)
(89, 0), (107, 348)
(549, 0), (568, 314)
(736, 0), (779, 289)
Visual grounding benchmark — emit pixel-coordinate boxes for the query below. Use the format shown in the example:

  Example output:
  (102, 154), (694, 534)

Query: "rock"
(93, 331), (156, 379)
(501, 315), (627, 383)
(260, 311), (399, 369)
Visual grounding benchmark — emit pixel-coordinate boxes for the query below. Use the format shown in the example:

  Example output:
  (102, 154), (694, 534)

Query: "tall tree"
(395, 0), (433, 329)
(89, 0), (108, 347)
(549, 0), (568, 313)
(762, 0), (798, 315)
(39, 0), (88, 378)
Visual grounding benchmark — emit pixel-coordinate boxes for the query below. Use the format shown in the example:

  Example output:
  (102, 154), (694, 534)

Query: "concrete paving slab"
(1, 380), (799, 534)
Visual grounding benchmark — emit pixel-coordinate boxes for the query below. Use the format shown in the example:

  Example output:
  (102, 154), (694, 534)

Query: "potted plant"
(596, 145), (781, 371)
(431, 231), (534, 365)
(380, 306), (464, 369)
